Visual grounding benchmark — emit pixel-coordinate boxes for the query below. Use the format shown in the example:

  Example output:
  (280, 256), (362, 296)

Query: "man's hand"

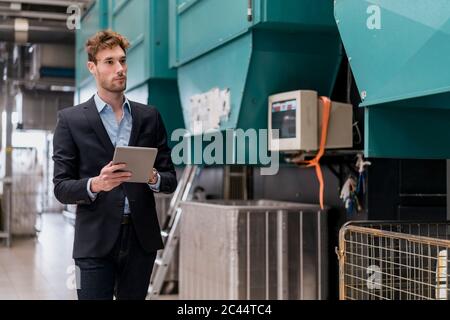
(148, 168), (158, 184)
(91, 162), (132, 193)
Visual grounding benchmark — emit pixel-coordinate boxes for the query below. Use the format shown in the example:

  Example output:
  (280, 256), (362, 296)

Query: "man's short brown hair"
(85, 29), (130, 63)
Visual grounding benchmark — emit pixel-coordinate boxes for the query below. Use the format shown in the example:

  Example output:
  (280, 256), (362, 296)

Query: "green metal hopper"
(76, 0), (184, 143)
(170, 0), (343, 164)
(335, 0), (450, 158)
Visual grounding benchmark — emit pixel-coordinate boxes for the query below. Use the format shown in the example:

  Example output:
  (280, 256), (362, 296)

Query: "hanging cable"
(292, 96), (332, 209)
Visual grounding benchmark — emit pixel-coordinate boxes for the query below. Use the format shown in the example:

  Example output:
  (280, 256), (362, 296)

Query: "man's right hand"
(90, 162), (132, 193)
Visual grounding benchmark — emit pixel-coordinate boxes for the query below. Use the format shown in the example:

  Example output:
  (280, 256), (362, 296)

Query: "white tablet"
(112, 146), (158, 183)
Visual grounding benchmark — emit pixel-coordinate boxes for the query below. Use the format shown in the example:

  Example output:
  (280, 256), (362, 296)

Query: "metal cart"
(337, 221), (450, 300)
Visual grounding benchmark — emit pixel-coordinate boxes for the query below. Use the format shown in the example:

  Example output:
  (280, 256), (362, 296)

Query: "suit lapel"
(128, 100), (142, 147)
(83, 95), (115, 154)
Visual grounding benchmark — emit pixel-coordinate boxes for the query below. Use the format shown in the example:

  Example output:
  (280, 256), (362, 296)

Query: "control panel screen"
(271, 99), (297, 139)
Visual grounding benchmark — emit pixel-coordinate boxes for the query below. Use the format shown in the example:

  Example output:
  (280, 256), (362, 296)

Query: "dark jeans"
(74, 218), (157, 300)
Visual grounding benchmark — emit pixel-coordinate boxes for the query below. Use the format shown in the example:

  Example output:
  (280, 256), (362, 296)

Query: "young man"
(52, 30), (177, 300)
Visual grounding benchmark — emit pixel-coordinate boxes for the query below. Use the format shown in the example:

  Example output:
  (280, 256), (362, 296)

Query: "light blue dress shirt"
(86, 93), (160, 215)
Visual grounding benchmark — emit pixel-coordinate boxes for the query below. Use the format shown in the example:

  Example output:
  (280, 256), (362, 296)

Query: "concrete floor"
(0, 213), (77, 299)
(0, 213), (176, 300)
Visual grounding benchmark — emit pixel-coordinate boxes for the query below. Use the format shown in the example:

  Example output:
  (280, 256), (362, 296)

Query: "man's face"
(88, 45), (127, 93)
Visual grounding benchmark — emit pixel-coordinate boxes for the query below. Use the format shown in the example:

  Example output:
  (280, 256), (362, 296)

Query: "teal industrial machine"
(75, 0), (108, 103)
(335, 0), (450, 158)
(170, 0), (343, 163)
(76, 0), (184, 143)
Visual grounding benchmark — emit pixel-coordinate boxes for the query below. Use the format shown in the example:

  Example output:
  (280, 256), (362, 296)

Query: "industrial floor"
(0, 213), (177, 300)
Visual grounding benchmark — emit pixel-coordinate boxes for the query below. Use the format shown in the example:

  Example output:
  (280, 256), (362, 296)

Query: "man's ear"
(87, 61), (96, 75)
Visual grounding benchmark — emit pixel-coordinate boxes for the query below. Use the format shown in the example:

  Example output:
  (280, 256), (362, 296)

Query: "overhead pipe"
(0, 18), (74, 44)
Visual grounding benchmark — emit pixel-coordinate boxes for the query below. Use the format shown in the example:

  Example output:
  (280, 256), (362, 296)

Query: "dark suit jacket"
(52, 96), (177, 259)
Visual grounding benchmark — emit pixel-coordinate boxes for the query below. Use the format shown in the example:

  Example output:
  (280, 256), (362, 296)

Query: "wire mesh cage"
(337, 221), (450, 300)
(12, 147), (42, 236)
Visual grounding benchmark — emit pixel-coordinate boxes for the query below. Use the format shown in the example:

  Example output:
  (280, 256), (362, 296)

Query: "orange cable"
(296, 96), (332, 209)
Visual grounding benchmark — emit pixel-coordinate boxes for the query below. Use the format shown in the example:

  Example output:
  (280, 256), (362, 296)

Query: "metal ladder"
(148, 165), (199, 299)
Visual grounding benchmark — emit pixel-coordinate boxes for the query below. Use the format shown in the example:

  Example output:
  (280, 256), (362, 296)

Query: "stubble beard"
(100, 76), (127, 94)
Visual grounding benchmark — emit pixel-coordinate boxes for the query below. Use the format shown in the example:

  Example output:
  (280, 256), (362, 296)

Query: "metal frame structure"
(178, 200), (328, 300)
(338, 221), (450, 300)
(0, 177), (13, 247)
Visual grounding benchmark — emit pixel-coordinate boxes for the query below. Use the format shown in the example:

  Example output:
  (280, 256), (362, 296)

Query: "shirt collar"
(94, 93), (131, 114)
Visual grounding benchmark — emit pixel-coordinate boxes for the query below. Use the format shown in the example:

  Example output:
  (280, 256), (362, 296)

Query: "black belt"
(121, 215), (131, 225)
